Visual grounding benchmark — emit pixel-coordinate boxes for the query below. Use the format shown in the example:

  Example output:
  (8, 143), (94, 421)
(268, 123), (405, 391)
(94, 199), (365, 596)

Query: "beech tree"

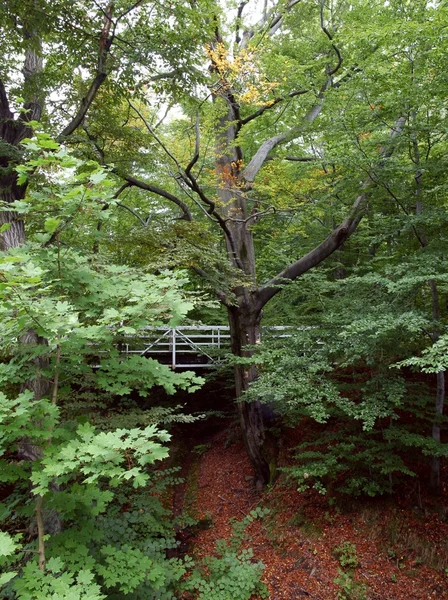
(91, 0), (408, 485)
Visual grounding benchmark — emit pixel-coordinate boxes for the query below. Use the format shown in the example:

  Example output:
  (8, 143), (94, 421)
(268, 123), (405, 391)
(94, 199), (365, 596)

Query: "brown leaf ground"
(187, 421), (448, 600)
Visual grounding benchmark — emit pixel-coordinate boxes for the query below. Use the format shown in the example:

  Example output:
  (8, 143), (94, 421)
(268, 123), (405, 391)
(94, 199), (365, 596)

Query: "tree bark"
(227, 305), (270, 487)
(430, 369), (445, 492)
(0, 207), (26, 251)
(428, 279), (445, 494)
(214, 103), (271, 485)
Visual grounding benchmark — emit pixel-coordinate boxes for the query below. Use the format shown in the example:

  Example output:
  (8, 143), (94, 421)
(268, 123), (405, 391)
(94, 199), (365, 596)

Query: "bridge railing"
(119, 325), (293, 368)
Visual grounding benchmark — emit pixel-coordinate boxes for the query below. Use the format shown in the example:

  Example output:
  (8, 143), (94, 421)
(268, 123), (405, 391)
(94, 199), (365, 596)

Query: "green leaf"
(0, 532), (19, 557)
(47, 556), (64, 573)
(0, 572), (17, 586)
(10, 200), (30, 214)
(36, 135), (59, 150)
(44, 218), (61, 234)
(89, 171), (108, 185)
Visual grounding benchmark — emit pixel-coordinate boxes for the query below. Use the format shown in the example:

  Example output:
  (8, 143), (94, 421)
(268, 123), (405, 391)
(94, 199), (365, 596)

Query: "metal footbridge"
(119, 325), (291, 369)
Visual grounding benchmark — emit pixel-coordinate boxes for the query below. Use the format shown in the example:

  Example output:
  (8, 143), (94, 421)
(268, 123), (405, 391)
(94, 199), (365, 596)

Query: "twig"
(51, 344), (61, 407)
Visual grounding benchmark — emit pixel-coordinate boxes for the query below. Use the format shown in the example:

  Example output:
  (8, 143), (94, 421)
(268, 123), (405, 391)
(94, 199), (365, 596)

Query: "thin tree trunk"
(430, 369), (445, 492)
(412, 109), (445, 493)
(428, 279), (445, 494)
(17, 329), (50, 461)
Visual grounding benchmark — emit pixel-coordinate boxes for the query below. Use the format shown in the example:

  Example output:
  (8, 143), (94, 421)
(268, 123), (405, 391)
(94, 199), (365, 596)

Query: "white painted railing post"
(171, 328), (176, 369)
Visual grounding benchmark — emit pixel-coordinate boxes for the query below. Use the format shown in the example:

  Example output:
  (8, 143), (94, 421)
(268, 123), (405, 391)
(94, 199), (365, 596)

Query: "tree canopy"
(1, 0), (448, 597)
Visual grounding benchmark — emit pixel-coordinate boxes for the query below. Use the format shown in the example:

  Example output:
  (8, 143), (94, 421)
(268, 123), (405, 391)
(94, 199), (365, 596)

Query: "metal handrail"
(119, 325), (293, 368)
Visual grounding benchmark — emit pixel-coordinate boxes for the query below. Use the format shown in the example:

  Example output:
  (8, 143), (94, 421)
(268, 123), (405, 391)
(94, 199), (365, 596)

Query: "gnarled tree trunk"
(227, 305), (270, 487)
(214, 100), (271, 485)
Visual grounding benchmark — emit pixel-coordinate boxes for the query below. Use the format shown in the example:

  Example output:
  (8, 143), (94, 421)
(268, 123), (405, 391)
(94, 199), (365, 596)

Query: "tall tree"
(99, 0), (407, 485)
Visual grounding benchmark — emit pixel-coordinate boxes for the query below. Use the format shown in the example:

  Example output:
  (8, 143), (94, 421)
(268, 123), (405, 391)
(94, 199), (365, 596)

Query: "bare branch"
(82, 124), (105, 163)
(281, 155), (317, 162)
(240, 0), (302, 48)
(320, 0), (343, 77)
(268, 0), (302, 36)
(128, 100), (183, 170)
(116, 202), (152, 227)
(118, 173), (193, 221)
(113, 182), (132, 198)
(176, 181), (221, 224)
(235, 1), (249, 45)
(185, 112), (200, 174)
(181, 163), (245, 270)
(224, 205), (277, 224)
(242, 80), (331, 184)
(154, 102), (173, 129)
(327, 44), (343, 77)
(239, 88), (310, 127)
(150, 69), (180, 81)
(116, 0), (145, 22)
(256, 192), (367, 311)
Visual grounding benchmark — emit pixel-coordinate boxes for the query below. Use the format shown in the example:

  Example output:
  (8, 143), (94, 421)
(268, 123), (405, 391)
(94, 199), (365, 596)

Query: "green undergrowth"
(1, 440), (271, 600)
(183, 507), (270, 600)
(332, 542), (367, 600)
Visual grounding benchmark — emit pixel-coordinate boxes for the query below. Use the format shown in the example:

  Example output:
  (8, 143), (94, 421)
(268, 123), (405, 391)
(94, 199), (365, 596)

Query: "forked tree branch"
(242, 79), (331, 184)
(280, 155), (317, 162)
(118, 173), (193, 221)
(58, 3), (114, 138)
(255, 116), (407, 311)
(116, 0), (145, 21)
(239, 0), (302, 49)
(129, 99), (238, 248)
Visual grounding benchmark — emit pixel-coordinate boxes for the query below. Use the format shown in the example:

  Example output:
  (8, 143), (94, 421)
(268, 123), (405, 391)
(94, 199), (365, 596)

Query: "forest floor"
(175, 417), (448, 600)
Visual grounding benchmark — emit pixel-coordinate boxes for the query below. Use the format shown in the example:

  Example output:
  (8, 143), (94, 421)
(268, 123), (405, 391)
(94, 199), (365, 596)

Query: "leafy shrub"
(285, 430), (416, 497)
(182, 508), (270, 600)
(246, 309), (447, 497)
(334, 569), (367, 600)
(333, 542), (359, 569)
(185, 548), (268, 600)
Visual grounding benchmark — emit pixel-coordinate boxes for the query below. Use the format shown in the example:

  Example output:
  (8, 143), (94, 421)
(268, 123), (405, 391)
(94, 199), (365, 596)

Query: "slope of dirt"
(187, 421), (448, 600)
